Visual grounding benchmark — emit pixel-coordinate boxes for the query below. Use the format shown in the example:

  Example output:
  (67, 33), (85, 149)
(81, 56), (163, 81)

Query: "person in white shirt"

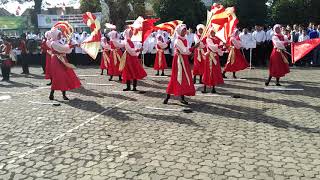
(240, 28), (255, 64)
(81, 32), (88, 55)
(186, 28), (195, 48)
(266, 26), (274, 63)
(298, 30), (310, 42)
(252, 25), (267, 66)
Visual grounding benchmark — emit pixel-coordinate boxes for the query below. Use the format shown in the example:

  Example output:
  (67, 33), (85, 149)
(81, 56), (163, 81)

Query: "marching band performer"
(164, 24), (199, 105)
(222, 30), (249, 79)
(48, 29), (81, 100)
(265, 24), (290, 86)
(44, 31), (53, 86)
(108, 30), (124, 81)
(193, 24), (206, 84)
(100, 37), (110, 76)
(202, 28), (224, 93)
(120, 28), (147, 91)
(0, 39), (13, 82)
(154, 34), (168, 76)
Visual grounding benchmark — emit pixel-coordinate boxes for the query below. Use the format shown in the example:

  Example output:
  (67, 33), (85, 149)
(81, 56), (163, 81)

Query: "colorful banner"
(37, 13), (102, 28)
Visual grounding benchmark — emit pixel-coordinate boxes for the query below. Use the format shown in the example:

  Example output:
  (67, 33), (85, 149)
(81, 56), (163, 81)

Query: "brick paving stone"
(0, 66), (319, 179)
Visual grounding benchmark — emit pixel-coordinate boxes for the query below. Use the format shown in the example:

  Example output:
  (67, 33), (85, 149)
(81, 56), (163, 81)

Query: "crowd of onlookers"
(1, 22), (320, 70)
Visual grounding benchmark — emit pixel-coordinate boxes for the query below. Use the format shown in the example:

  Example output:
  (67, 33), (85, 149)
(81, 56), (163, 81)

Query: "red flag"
(291, 38), (320, 63)
(142, 18), (159, 43)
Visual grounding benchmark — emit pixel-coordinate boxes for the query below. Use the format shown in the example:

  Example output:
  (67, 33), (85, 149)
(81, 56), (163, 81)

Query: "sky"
(0, 0), (80, 15)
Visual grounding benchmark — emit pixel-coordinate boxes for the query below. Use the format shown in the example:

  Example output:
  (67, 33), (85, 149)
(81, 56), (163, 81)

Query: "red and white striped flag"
(81, 12), (102, 60)
(202, 3), (238, 45)
(155, 20), (183, 36)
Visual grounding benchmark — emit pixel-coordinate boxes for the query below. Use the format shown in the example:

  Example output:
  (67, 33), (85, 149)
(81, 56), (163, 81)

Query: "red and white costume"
(203, 35), (224, 87)
(44, 31), (52, 80)
(224, 35), (249, 72)
(154, 34), (168, 70)
(166, 24), (196, 96)
(108, 31), (124, 76)
(269, 25), (290, 78)
(121, 29), (147, 83)
(100, 37), (110, 71)
(193, 24), (206, 75)
(49, 29), (81, 91)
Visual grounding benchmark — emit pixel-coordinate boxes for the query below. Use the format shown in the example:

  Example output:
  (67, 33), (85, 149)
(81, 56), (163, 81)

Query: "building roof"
(0, 8), (13, 16)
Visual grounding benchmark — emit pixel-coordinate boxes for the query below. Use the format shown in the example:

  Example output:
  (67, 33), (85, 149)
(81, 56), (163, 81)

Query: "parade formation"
(1, 2), (320, 180)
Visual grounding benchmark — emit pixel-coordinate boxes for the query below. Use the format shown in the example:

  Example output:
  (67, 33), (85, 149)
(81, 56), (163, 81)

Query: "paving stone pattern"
(0, 66), (319, 180)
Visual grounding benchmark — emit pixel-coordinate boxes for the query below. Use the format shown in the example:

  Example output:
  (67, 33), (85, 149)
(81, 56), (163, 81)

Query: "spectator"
(298, 30), (310, 42)
(240, 28), (255, 64)
(291, 24), (300, 43)
(252, 25), (266, 66)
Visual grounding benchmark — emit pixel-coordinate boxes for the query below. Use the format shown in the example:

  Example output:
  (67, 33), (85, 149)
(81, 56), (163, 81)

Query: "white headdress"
(196, 24), (205, 32)
(50, 29), (61, 40)
(124, 28), (132, 39)
(108, 30), (118, 40)
(273, 24), (281, 34)
(175, 24), (187, 36)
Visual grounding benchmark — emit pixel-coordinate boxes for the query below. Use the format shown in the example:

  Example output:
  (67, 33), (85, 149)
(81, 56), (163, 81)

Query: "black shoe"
(46, 82), (52, 86)
(163, 98), (169, 104)
(109, 78), (113, 81)
(265, 81), (269, 86)
(276, 83), (281, 86)
(132, 88), (137, 91)
(101, 72), (103, 75)
(211, 88), (217, 94)
(63, 96), (69, 100)
(233, 75), (237, 79)
(161, 73), (165, 76)
(21, 72), (26, 74)
(180, 99), (189, 105)
(123, 88), (131, 91)
(155, 73), (159, 76)
(201, 90), (207, 94)
(119, 76), (122, 81)
(222, 74), (227, 78)
(49, 95), (54, 100)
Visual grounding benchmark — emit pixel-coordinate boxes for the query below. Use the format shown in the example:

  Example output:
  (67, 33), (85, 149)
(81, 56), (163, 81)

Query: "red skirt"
(122, 54), (147, 83)
(166, 54), (195, 96)
(202, 54), (224, 87)
(269, 49), (290, 78)
(50, 55), (81, 91)
(154, 50), (168, 70)
(224, 48), (249, 72)
(193, 49), (205, 75)
(108, 50), (122, 76)
(45, 53), (51, 79)
(100, 52), (108, 70)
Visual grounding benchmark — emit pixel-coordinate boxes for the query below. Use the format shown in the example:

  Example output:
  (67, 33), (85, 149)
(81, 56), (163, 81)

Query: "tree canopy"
(154, 0), (206, 29)
(80, 0), (101, 13)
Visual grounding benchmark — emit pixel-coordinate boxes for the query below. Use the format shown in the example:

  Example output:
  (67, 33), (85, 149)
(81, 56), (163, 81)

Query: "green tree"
(155, 0), (206, 29)
(220, 0), (268, 27)
(106, 0), (131, 31)
(270, 0), (320, 25)
(80, 0), (102, 13)
(129, 0), (146, 19)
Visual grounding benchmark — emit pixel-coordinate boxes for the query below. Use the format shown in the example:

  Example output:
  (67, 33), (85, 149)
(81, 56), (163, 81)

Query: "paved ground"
(0, 66), (319, 180)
